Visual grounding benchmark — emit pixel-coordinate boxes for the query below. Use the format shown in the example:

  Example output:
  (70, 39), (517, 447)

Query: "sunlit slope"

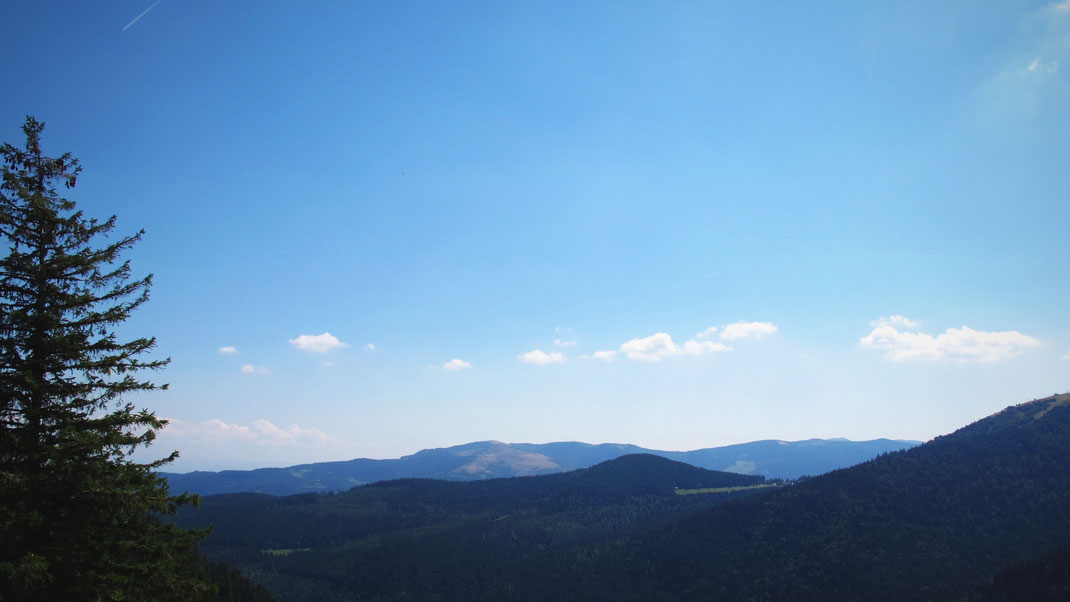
(163, 438), (917, 496)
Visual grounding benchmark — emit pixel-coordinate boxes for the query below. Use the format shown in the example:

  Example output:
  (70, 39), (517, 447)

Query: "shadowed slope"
(176, 455), (767, 600)
(564, 393), (1070, 601)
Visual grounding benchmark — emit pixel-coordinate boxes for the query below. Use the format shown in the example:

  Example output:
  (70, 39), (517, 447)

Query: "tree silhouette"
(0, 117), (208, 599)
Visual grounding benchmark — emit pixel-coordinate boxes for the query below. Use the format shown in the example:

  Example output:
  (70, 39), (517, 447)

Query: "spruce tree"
(0, 117), (208, 600)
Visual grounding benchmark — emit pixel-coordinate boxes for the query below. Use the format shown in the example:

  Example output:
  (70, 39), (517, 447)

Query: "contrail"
(122, 0), (163, 31)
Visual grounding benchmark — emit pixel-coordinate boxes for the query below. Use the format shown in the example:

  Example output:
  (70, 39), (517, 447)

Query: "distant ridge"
(162, 437), (919, 496)
(171, 393), (1070, 601)
(174, 454), (771, 600)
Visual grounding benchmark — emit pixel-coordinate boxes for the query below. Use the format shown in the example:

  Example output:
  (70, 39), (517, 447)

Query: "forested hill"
(163, 437), (917, 496)
(966, 542), (1070, 601)
(175, 455), (767, 600)
(173, 394), (1070, 600)
(545, 392), (1070, 601)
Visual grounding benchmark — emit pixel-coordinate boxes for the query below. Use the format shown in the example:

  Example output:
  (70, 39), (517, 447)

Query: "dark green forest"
(966, 542), (1070, 601)
(177, 455), (766, 600)
(175, 393), (1070, 601)
(571, 393), (1070, 601)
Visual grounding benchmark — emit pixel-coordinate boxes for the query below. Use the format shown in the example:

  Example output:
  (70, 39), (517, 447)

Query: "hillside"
(176, 392), (1070, 601)
(175, 455), (767, 600)
(535, 392), (1070, 600)
(163, 437), (917, 496)
(966, 542), (1070, 601)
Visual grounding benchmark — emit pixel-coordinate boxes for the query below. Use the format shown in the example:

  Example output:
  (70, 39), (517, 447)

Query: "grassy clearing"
(674, 484), (778, 495)
(262, 548), (312, 556)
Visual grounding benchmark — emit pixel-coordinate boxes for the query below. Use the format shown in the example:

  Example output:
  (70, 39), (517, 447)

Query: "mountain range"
(176, 454), (769, 600)
(172, 392), (1070, 600)
(163, 437), (918, 496)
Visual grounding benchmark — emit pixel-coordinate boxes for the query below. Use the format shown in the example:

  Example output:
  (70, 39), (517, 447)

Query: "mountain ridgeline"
(174, 393), (1070, 601)
(176, 455), (766, 599)
(164, 437), (917, 496)
(570, 392), (1070, 600)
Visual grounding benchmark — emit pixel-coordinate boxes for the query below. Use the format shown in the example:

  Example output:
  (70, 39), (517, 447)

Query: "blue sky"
(3, 1), (1068, 471)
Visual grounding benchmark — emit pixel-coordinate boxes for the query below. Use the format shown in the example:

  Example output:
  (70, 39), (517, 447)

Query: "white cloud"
(1027, 58), (1059, 73)
(1062, 349), (1070, 360)
(694, 326), (718, 339)
(289, 332), (348, 353)
(988, 51), (1063, 106)
(621, 333), (680, 362)
(583, 350), (618, 362)
(365, 343), (376, 351)
(442, 358), (472, 371)
(520, 349), (566, 365)
(978, 3), (1069, 112)
(620, 332), (730, 362)
(860, 321), (1041, 363)
(218, 346), (238, 354)
(871, 315), (921, 329)
(553, 338), (577, 347)
(249, 419), (332, 445)
(719, 321), (779, 341)
(162, 418), (333, 446)
(683, 340), (732, 354)
(324, 361), (336, 368)
(240, 364), (269, 374)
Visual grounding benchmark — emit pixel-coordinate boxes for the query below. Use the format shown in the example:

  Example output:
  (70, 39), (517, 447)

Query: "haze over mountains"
(174, 393), (1070, 601)
(164, 437), (918, 496)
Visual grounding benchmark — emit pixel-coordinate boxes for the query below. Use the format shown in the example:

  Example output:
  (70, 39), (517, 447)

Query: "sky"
(2, 1), (1068, 471)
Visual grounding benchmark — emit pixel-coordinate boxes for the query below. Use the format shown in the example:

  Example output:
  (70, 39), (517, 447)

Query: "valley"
(173, 393), (1070, 601)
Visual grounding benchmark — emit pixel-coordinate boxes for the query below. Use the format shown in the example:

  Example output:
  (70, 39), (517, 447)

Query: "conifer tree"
(0, 117), (208, 600)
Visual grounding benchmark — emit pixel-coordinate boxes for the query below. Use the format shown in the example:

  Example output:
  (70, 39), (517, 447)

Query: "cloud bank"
(621, 333), (731, 362)
(860, 319), (1040, 363)
(585, 320), (777, 363)
(163, 418), (333, 446)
